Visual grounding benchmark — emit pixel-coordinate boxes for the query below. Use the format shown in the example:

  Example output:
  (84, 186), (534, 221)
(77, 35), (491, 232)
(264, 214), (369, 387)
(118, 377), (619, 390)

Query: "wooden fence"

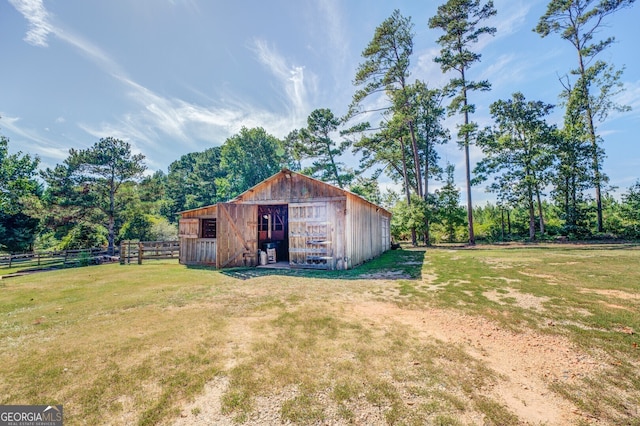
(120, 240), (180, 264)
(0, 248), (114, 273)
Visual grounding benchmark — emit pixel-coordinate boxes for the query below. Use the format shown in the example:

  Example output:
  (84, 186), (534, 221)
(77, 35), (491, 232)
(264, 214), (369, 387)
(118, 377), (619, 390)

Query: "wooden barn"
(178, 169), (391, 270)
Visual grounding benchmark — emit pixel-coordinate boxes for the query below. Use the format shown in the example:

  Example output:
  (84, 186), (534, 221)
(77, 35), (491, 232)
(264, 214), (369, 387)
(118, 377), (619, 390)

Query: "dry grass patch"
(2, 246), (640, 425)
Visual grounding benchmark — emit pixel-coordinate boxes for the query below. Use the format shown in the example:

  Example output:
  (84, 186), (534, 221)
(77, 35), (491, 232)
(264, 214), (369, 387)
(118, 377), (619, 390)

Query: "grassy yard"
(0, 244), (639, 425)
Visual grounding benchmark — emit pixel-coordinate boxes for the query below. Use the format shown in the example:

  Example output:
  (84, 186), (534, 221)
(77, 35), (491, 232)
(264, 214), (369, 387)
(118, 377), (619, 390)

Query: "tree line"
(1, 0), (638, 254)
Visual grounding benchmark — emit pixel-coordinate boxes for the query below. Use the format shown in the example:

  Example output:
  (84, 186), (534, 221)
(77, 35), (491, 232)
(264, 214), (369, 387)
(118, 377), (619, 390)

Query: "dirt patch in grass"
(483, 287), (550, 311)
(351, 302), (604, 426)
(584, 288), (640, 300)
(175, 297), (606, 426)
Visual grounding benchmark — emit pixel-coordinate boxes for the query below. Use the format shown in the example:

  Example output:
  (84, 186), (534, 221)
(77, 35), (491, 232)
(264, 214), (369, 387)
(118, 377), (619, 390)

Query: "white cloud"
(9, 0), (52, 47)
(36, 146), (69, 160)
(614, 79), (640, 119)
(0, 114), (69, 161)
(491, 0), (533, 39)
(10, 0), (124, 77)
(250, 38), (311, 125)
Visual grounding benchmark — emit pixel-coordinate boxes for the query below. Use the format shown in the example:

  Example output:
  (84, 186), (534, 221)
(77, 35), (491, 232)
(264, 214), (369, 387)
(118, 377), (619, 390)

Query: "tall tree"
(474, 93), (556, 241)
(349, 10), (423, 204)
(0, 135), (41, 251)
(435, 163), (467, 242)
(349, 175), (383, 205)
(429, 0), (497, 245)
(166, 152), (200, 216)
(620, 180), (640, 238)
(217, 127), (287, 199)
(535, 0), (635, 232)
(296, 108), (353, 188)
(411, 81), (449, 244)
(44, 137), (146, 255)
(553, 86), (594, 236)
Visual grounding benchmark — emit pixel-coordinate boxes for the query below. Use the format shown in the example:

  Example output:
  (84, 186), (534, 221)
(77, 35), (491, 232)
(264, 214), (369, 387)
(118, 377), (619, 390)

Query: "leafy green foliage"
(59, 221), (108, 250)
(535, 0), (635, 232)
(618, 181), (640, 238)
(391, 195), (428, 242)
(349, 176), (382, 205)
(216, 127), (287, 200)
(428, 0), (497, 245)
(0, 136), (41, 252)
(433, 164), (467, 242)
(41, 137), (146, 255)
(474, 92), (557, 240)
(294, 108), (354, 188)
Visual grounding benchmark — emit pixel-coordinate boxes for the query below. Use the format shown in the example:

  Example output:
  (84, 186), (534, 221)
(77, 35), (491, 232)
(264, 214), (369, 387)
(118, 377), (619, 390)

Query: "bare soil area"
(174, 285), (608, 425)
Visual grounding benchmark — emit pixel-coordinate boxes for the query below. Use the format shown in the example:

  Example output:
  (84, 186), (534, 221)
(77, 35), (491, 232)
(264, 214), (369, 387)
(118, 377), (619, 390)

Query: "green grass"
(1, 246), (639, 425)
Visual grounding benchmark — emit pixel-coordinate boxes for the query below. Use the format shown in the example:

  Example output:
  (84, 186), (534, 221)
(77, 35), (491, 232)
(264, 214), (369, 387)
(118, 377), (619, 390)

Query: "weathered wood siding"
(180, 205), (217, 219)
(345, 193), (391, 269)
(288, 200), (346, 270)
(178, 215), (217, 265)
(216, 203), (258, 268)
(180, 239), (216, 265)
(178, 218), (199, 238)
(178, 170), (391, 269)
(234, 172), (345, 204)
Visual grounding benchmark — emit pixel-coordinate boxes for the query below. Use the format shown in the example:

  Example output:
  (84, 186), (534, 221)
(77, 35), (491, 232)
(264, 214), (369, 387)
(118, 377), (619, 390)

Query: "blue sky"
(1, 0), (639, 203)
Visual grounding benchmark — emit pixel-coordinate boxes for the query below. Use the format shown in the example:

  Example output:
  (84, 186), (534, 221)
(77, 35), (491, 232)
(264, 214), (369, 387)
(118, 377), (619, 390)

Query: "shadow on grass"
(202, 248), (428, 281)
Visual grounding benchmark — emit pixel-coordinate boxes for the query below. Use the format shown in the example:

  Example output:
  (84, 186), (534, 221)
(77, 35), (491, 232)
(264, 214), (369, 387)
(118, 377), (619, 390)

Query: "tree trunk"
(528, 202), (536, 241)
(400, 137), (416, 246)
(326, 140), (343, 188)
(423, 141), (430, 246)
(108, 182), (116, 256)
(461, 72), (475, 245)
(535, 185), (545, 235)
(576, 44), (604, 233)
(408, 121), (423, 198)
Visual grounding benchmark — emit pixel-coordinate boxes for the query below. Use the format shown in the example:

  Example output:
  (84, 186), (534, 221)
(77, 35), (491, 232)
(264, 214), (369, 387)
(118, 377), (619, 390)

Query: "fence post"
(138, 242), (143, 265)
(8, 254), (12, 269)
(120, 241), (125, 265)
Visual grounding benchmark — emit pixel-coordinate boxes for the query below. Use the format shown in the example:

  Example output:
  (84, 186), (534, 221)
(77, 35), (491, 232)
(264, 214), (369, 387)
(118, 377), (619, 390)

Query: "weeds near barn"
(1, 245), (639, 425)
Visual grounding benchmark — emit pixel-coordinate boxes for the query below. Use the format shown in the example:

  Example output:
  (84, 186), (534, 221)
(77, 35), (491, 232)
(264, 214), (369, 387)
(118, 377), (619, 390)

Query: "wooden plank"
(288, 202), (333, 270)
(219, 204), (249, 251)
(216, 203), (257, 268)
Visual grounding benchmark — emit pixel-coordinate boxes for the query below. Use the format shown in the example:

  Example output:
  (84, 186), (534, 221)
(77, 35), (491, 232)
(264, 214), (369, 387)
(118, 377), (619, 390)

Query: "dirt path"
(174, 297), (605, 425)
(351, 301), (602, 425)
(175, 268), (604, 426)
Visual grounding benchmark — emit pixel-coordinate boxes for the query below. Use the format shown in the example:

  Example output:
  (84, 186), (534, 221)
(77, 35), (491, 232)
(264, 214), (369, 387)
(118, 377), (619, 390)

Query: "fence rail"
(0, 248), (115, 272)
(120, 240), (180, 264)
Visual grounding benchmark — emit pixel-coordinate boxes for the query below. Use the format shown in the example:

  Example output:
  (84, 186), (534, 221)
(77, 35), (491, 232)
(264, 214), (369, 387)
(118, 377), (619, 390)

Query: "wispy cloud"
(614, 79), (640, 120)
(8, 0), (52, 47)
(8, 0), (311, 165)
(250, 38), (311, 126)
(9, 0), (123, 75)
(491, 0), (534, 39)
(0, 114), (68, 160)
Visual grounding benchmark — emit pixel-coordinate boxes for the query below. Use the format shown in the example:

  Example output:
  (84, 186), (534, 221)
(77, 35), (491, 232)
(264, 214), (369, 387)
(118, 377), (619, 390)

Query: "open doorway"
(258, 204), (289, 263)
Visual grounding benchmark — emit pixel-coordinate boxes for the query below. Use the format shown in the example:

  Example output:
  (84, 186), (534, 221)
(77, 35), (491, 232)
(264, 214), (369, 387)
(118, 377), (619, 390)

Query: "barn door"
(216, 203), (258, 268)
(288, 202), (333, 269)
